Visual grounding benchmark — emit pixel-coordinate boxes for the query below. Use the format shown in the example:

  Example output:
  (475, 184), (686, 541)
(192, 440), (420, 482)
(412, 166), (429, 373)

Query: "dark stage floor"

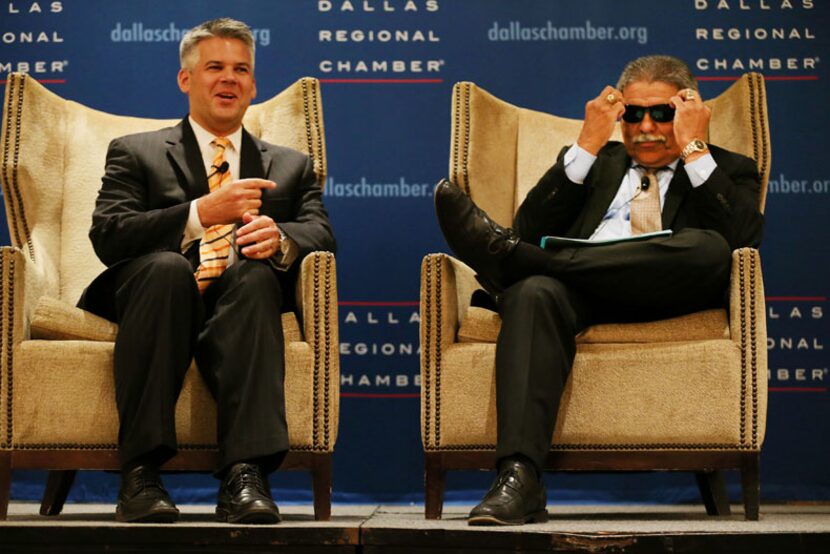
(2, 502), (829, 553)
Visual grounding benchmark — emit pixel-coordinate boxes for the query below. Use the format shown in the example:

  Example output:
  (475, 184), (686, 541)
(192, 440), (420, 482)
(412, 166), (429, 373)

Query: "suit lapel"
(579, 146), (630, 237)
(166, 119), (209, 201)
(662, 163), (692, 228)
(240, 129), (270, 180)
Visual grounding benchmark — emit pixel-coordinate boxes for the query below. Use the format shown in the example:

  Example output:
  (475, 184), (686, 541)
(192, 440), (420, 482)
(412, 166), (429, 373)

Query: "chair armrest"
(728, 247), (768, 449)
(420, 253), (481, 449)
(295, 251), (339, 450)
(420, 253), (481, 349)
(1, 245), (48, 449)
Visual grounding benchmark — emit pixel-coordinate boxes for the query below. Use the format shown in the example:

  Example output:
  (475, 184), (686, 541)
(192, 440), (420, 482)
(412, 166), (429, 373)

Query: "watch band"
(681, 138), (708, 161)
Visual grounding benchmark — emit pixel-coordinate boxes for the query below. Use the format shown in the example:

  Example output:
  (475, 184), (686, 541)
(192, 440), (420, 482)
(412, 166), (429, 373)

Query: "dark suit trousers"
(495, 229), (732, 471)
(80, 251), (288, 474)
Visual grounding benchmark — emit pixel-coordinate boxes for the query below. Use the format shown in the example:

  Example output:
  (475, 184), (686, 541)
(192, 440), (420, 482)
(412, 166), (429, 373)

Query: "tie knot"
(211, 137), (230, 150)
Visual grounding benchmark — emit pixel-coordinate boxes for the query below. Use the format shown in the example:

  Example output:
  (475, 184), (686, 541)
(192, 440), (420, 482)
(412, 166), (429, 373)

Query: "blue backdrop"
(2, 0), (828, 505)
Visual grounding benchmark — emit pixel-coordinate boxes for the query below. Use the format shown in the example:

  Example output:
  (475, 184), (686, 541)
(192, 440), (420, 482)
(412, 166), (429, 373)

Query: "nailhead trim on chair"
(750, 251), (759, 449)
(434, 258), (443, 448)
(461, 83), (472, 195)
(13, 443), (320, 451)
(1, 252), (13, 448)
(310, 252), (335, 452)
(736, 248), (762, 450)
(748, 74), (769, 195)
(424, 442), (756, 452)
(422, 257), (434, 449)
(450, 83), (472, 195)
(323, 253), (332, 451)
(2, 75), (36, 262)
(312, 254), (321, 449)
(310, 80), (326, 186)
(15, 443), (119, 450)
(301, 78), (326, 188)
(739, 253), (747, 446)
(451, 85), (460, 188)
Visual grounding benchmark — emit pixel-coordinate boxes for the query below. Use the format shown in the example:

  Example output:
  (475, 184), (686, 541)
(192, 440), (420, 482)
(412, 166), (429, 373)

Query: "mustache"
(633, 134), (667, 144)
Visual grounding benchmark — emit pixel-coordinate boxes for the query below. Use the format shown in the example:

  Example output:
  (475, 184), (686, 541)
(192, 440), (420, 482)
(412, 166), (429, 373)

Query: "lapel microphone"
(208, 161), (230, 178)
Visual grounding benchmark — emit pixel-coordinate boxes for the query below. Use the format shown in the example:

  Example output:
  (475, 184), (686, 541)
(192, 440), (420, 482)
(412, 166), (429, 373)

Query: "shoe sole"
(216, 507), (281, 525)
(468, 509), (549, 526)
(115, 507), (179, 523)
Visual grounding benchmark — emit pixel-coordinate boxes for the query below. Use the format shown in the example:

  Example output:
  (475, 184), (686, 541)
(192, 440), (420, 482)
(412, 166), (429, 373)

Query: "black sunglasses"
(622, 104), (676, 123)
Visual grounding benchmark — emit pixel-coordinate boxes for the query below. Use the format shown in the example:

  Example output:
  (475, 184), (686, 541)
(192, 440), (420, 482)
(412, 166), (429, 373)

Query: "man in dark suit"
(79, 18), (335, 524)
(435, 55), (763, 526)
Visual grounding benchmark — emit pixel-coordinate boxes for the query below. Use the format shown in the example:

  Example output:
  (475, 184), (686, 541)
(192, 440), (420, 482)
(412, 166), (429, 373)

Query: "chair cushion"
(457, 306), (729, 344)
(30, 296), (303, 342)
(435, 340), (747, 448)
(13, 339), (317, 448)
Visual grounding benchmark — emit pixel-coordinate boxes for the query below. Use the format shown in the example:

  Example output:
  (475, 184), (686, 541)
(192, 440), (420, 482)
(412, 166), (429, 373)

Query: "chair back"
(449, 73), (770, 229)
(1, 73), (326, 304)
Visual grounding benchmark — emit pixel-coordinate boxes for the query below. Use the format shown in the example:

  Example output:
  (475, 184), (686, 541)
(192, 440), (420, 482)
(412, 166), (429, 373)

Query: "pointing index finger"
(235, 178), (277, 190)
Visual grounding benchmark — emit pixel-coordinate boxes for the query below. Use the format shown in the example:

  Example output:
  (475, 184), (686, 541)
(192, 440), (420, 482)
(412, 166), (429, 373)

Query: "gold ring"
(685, 90), (696, 101)
(606, 93), (617, 104)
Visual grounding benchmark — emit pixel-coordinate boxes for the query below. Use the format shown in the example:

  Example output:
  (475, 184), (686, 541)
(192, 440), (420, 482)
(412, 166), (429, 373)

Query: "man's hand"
(670, 88), (711, 161)
(577, 86), (626, 155)
(236, 212), (281, 260)
(196, 178), (276, 227)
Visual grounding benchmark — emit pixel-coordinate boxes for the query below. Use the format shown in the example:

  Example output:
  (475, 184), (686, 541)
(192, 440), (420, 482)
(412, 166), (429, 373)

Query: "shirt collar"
(188, 116), (243, 154)
(631, 158), (680, 174)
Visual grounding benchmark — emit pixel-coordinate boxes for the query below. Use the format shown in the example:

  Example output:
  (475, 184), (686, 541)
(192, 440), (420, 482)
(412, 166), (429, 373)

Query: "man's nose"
(220, 68), (237, 82)
(639, 113), (656, 132)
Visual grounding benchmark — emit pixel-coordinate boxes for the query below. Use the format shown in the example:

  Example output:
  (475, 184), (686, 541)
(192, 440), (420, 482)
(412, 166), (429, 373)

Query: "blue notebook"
(540, 229), (673, 249)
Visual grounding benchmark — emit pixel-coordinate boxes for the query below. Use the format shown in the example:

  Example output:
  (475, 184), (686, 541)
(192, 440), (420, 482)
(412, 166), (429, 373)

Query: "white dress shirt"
(182, 117), (296, 269)
(562, 144), (717, 240)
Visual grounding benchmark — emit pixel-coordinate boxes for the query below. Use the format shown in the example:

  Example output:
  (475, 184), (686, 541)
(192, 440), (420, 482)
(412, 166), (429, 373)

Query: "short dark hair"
(617, 55), (697, 92)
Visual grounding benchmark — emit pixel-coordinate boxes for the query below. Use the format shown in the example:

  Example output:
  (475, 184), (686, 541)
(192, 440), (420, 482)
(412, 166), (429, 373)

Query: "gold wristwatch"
(680, 138), (708, 161)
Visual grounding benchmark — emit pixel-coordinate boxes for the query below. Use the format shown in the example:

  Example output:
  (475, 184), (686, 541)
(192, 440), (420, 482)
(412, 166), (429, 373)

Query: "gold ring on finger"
(606, 93), (617, 104)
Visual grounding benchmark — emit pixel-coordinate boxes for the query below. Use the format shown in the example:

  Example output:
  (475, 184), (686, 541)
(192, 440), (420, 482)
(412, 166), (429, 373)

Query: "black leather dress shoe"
(434, 179), (520, 291)
(116, 464), (179, 523)
(468, 458), (548, 526)
(216, 463), (281, 524)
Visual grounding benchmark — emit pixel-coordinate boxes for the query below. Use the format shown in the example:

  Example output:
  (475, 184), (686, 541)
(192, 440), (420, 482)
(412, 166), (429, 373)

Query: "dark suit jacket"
(513, 141), (764, 251)
(84, 118), (336, 308)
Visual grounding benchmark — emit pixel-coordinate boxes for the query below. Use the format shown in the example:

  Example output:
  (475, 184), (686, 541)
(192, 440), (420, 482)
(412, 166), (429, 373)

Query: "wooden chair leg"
(424, 452), (445, 520)
(40, 470), (77, 516)
(695, 470), (731, 516)
(0, 451), (10, 520)
(741, 453), (761, 521)
(311, 454), (332, 521)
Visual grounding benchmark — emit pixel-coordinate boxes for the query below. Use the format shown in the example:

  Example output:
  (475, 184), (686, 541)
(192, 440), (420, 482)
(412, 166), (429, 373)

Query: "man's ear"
(177, 68), (190, 94)
(251, 77), (257, 101)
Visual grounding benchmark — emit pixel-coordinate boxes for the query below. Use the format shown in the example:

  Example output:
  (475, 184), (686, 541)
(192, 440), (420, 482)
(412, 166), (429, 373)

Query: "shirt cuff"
(563, 144), (597, 184)
(181, 200), (206, 251)
(683, 153), (717, 188)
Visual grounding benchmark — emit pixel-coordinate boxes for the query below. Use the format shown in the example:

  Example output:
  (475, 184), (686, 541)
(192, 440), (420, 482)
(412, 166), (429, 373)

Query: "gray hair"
(616, 55), (697, 92)
(179, 18), (255, 70)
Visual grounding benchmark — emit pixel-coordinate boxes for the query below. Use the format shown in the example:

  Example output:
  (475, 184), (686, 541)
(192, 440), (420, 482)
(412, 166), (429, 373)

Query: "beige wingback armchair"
(421, 73), (769, 520)
(0, 73), (339, 520)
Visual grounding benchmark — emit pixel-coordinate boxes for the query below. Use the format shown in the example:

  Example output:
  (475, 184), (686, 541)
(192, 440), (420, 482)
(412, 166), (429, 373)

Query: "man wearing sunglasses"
(435, 55), (763, 525)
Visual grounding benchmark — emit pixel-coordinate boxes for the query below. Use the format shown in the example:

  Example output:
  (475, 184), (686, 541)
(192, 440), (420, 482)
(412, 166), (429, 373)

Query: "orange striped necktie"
(194, 137), (234, 292)
(630, 168), (662, 235)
